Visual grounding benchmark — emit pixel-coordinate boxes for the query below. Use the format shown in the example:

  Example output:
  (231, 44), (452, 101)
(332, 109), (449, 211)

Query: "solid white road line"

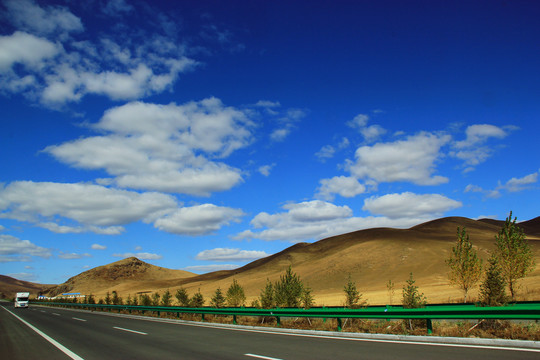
(52, 313), (61, 316)
(72, 317), (87, 322)
(245, 354), (284, 360)
(113, 326), (148, 335)
(1, 306), (84, 360)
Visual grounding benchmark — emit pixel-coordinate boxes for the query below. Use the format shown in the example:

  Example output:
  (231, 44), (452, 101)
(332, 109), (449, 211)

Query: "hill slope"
(0, 275), (53, 299)
(46, 216), (540, 304)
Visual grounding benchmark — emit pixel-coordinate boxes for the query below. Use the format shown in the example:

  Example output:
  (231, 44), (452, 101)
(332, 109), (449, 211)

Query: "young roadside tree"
(151, 292), (160, 306)
(494, 212), (535, 301)
(104, 291), (111, 305)
(175, 288), (190, 307)
(301, 286), (314, 309)
(446, 227), (483, 303)
(343, 274), (365, 308)
(402, 273), (427, 330)
(132, 294), (138, 306)
(87, 294), (96, 304)
(259, 279), (274, 309)
(140, 294), (151, 306)
(402, 273), (427, 309)
(480, 256), (508, 306)
(112, 291), (122, 305)
(161, 289), (172, 307)
(274, 266), (304, 308)
(190, 289), (205, 307)
(126, 294), (132, 306)
(226, 279), (246, 307)
(211, 287), (226, 308)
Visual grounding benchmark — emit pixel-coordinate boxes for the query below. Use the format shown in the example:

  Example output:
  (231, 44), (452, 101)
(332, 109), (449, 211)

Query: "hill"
(0, 275), (53, 299)
(45, 216), (540, 305)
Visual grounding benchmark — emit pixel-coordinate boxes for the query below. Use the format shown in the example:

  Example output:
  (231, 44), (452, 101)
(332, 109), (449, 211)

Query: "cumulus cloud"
(1, 0), (197, 106)
(451, 124), (510, 168)
(0, 181), (244, 236)
(258, 164), (275, 177)
(316, 176), (366, 201)
(347, 113), (386, 142)
(195, 248), (270, 262)
(154, 204), (244, 235)
(347, 132), (450, 186)
(362, 192), (462, 219)
(91, 244), (107, 250)
(45, 98), (253, 196)
(58, 252), (91, 259)
(0, 234), (52, 262)
(0, 181), (177, 233)
(235, 195), (461, 243)
(467, 170), (539, 198)
(112, 252), (163, 260)
(7, 272), (38, 282)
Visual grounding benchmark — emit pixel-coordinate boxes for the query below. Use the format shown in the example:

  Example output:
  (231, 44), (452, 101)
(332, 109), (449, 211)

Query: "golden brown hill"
(46, 257), (195, 297)
(49, 216), (540, 305)
(0, 275), (53, 299)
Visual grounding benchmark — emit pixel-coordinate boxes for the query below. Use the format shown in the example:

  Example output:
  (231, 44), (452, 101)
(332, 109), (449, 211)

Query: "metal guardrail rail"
(35, 302), (540, 334)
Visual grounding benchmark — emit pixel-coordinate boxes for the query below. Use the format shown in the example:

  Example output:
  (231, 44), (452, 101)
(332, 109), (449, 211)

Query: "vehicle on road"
(15, 292), (30, 308)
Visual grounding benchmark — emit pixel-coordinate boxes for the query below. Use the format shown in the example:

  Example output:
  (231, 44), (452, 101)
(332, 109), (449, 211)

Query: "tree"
(87, 294), (96, 304)
(161, 289), (172, 307)
(132, 294), (138, 306)
(139, 294), (151, 306)
(175, 288), (190, 307)
(126, 294), (132, 306)
(494, 212), (535, 301)
(151, 292), (160, 306)
(480, 256), (508, 306)
(226, 279), (246, 307)
(211, 287), (226, 308)
(274, 266), (304, 308)
(386, 280), (395, 306)
(259, 279), (274, 309)
(104, 291), (111, 305)
(446, 227), (483, 303)
(402, 273), (427, 309)
(301, 286), (314, 309)
(190, 289), (205, 307)
(112, 291), (123, 305)
(343, 274), (365, 308)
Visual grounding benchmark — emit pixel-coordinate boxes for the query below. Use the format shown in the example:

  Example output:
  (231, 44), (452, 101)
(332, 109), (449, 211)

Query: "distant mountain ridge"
(4, 216), (539, 304)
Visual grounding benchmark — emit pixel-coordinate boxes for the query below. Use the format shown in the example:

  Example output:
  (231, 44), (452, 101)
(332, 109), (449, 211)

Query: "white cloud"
(0, 32), (60, 71)
(316, 176), (366, 200)
(183, 264), (240, 273)
(258, 164), (275, 177)
(315, 145), (336, 161)
(91, 244), (107, 250)
(58, 252), (91, 259)
(347, 132), (450, 186)
(347, 114), (369, 128)
(502, 171), (538, 192)
(451, 124), (509, 167)
(112, 252), (163, 260)
(102, 0), (134, 16)
(347, 113), (386, 142)
(2, 0), (197, 106)
(0, 234), (52, 261)
(362, 192), (462, 219)
(235, 195), (461, 243)
(195, 248), (270, 262)
(5, 0), (83, 36)
(0, 181), (177, 234)
(154, 204), (244, 235)
(45, 98), (253, 195)
(7, 272), (37, 282)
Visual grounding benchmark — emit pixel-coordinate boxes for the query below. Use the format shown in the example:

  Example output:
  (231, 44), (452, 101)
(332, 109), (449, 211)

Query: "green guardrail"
(35, 302), (540, 334)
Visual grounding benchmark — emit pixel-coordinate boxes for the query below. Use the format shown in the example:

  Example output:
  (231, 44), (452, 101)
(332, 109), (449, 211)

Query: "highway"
(1, 302), (539, 360)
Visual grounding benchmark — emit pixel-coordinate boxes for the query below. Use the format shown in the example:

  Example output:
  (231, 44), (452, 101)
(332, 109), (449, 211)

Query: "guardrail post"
(276, 316), (280, 327)
(426, 319), (433, 335)
(337, 318), (342, 332)
(233, 314), (237, 325)
(201, 313), (205, 322)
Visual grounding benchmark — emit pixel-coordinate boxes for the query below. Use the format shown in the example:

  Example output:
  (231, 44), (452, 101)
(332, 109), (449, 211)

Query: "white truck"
(15, 292), (30, 308)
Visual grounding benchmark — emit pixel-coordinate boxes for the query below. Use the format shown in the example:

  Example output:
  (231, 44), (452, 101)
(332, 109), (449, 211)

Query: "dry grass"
(81, 306), (540, 341)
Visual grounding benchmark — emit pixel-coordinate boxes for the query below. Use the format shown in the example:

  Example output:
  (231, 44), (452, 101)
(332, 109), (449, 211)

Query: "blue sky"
(1, 0), (539, 284)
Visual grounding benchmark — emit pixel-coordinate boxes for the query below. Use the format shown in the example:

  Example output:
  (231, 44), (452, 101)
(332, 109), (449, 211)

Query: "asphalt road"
(1, 302), (538, 360)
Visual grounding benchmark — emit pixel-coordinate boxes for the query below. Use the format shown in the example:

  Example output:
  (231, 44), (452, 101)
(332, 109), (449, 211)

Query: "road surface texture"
(1, 302), (538, 360)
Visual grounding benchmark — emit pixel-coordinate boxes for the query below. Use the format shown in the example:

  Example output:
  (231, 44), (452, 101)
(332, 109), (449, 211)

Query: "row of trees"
(446, 211), (535, 305)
